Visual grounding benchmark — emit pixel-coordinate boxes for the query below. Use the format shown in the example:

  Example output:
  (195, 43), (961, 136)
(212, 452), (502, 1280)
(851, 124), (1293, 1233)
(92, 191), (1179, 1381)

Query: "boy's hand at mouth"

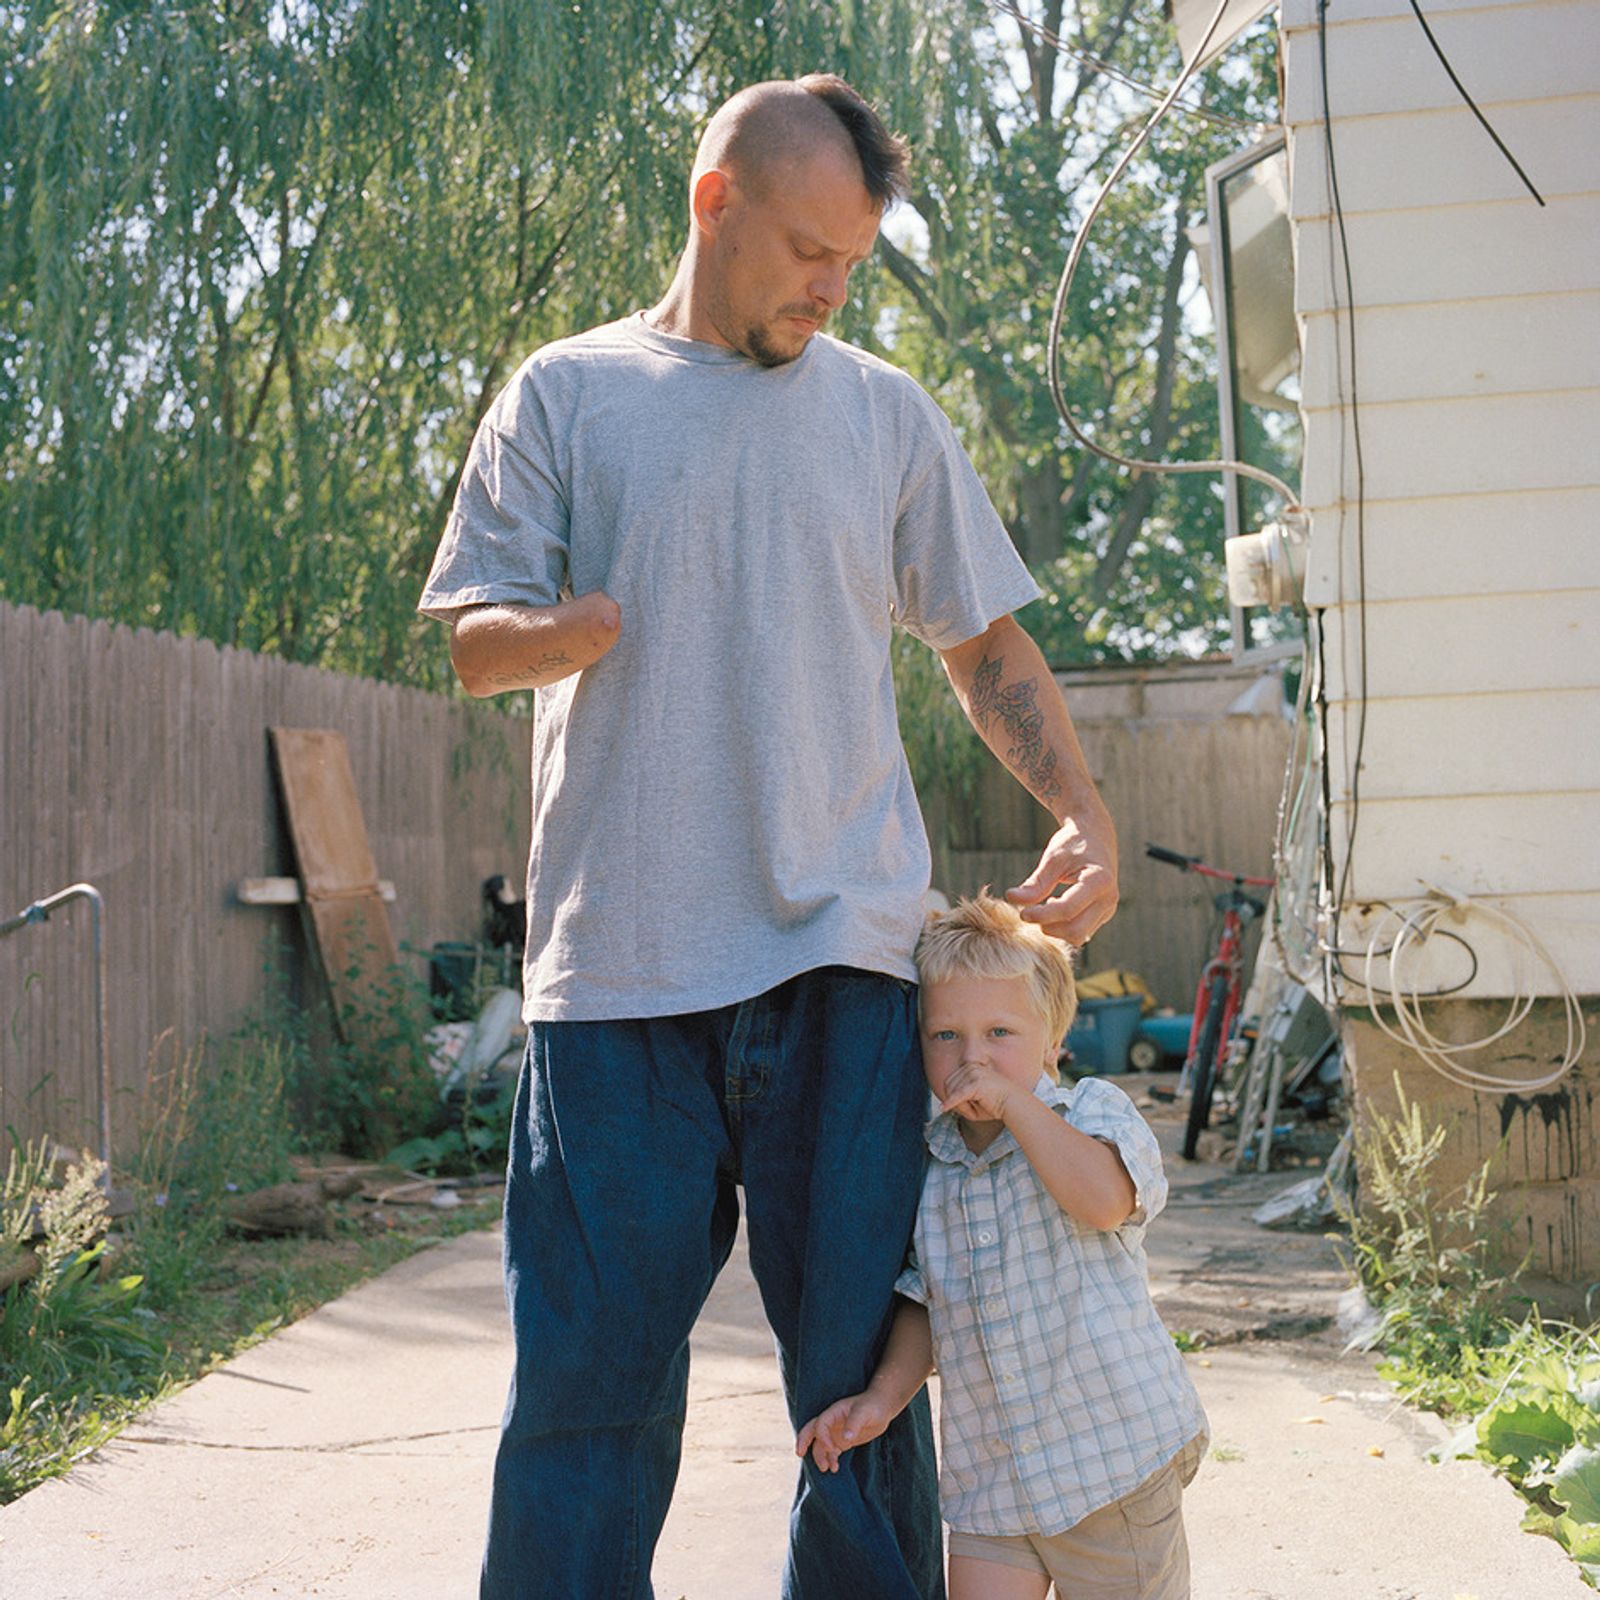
(938, 1061), (1023, 1125)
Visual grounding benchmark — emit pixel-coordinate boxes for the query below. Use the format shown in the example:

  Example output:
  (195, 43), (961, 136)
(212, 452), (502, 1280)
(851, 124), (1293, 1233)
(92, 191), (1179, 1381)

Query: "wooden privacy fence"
(927, 663), (1294, 1012)
(1, 602), (531, 1156)
(2, 606), (1288, 1159)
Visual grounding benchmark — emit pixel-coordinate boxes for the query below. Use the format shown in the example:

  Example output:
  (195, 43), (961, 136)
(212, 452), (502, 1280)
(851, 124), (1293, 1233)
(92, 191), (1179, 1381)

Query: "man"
(421, 74), (1117, 1600)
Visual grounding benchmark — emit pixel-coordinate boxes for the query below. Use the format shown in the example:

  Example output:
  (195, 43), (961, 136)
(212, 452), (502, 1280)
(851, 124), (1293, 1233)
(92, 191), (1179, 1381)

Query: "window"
(1202, 132), (1303, 657)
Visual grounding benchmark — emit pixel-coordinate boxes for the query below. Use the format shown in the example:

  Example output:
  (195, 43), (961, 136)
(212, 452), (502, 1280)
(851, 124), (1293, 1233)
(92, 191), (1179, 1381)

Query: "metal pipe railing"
(2, 883), (111, 1186)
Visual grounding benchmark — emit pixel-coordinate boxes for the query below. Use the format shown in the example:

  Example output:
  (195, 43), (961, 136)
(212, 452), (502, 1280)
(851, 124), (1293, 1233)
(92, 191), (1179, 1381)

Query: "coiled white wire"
(1360, 891), (1586, 1093)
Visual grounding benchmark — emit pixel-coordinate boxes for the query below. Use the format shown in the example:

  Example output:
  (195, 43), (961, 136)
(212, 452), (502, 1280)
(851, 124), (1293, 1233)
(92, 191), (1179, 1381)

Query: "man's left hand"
(1007, 811), (1119, 948)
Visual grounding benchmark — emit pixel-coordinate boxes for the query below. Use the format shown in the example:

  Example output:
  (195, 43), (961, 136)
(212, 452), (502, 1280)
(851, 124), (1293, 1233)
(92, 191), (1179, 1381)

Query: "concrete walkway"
(0, 1104), (1582, 1599)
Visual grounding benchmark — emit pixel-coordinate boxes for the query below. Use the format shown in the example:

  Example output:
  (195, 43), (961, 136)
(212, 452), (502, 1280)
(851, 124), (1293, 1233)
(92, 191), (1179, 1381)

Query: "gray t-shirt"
(419, 314), (1039, 1020)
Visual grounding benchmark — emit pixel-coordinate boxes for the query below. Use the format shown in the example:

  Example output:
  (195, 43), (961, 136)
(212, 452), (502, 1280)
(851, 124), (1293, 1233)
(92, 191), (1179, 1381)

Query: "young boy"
(797, 895), (1208, 1599)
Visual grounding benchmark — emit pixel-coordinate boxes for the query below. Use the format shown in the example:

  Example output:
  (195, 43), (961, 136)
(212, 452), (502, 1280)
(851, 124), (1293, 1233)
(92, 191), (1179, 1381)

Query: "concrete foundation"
(1342, 997), (1600, 1285)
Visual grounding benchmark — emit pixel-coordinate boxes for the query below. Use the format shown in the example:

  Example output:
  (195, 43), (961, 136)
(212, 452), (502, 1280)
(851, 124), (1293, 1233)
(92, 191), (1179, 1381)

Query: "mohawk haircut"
(796, 73), (911, 206)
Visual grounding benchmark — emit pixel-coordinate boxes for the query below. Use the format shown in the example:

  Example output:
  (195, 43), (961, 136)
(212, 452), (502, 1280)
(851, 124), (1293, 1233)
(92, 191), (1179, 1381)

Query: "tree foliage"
(1, 1), (1282, 685)
(873, 3), (1284, 660)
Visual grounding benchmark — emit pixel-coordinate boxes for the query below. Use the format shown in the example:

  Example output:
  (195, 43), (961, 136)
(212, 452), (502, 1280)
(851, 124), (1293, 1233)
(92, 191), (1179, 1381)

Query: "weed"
(388, 1061), (514, 1177)
(0, 1146), (164, 1500)
(323, 956), (441, 1158)
(1336, 1078), (1600, 1585)
(234, 943), (440, 1161)
(1335, 1076), (1518, 1411)
(0, 960), (489, 1502)
(0, 1111), (499, 1503)
(124, 1031), (298, 1313)
(1434, 1318), (1600, 1586)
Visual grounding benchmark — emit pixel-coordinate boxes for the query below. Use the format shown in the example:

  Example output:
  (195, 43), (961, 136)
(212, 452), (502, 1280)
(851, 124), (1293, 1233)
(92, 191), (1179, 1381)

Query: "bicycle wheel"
(1183, 972), (1230, 1161)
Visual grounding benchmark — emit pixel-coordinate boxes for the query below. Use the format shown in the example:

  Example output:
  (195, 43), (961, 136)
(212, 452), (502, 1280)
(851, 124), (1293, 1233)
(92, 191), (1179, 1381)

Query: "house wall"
(1280, 0), (1600, 1273)
(1283, 0), (1600, 994)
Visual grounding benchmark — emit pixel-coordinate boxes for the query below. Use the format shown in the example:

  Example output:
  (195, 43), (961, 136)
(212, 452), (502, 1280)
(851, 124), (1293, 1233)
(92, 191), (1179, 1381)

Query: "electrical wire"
(1405, 0), (1546, 205)
(1275, 658), (1482, 994)
(1357, 892), (1585, 1093)
(1314, 0), (1370, 981)
(1268, 638), (1324, 986)
(989, 0), (1260, 134)
(1044, 0), (1301, 509)
(1343, 920), (1479, 997)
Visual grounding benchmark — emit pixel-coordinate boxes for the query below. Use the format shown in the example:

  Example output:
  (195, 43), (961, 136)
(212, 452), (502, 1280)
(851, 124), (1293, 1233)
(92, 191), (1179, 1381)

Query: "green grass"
(2, 1002), (506, 1506)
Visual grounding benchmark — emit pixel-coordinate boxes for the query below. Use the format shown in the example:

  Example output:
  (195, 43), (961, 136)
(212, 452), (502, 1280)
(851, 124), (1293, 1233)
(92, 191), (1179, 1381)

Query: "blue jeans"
(481, 966), (944, 1600)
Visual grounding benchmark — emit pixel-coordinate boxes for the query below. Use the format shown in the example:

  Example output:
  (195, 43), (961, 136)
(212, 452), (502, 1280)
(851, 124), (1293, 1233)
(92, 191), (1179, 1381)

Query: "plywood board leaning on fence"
(268, 727), (403, 1046)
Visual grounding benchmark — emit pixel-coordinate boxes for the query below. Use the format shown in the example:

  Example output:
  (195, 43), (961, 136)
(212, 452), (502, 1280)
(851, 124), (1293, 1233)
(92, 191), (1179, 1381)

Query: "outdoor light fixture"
(1168, 0), (1277, 70)
(1225, 510), (1310, 611)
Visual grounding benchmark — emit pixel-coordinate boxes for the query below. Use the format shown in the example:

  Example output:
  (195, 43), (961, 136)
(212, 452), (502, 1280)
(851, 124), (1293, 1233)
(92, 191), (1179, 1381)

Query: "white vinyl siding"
(1281, 0), (1600, 994)
(1281, 2), (1599, 122)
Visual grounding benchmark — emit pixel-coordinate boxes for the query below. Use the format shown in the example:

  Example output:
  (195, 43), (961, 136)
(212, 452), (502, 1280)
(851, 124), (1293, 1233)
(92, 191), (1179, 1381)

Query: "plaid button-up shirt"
(896, 1074), (1208, 1536)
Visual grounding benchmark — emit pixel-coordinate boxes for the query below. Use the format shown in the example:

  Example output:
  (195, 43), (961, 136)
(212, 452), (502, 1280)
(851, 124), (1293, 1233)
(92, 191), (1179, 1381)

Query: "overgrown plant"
(0, 1146), (162, 1500)
(0, 1014), (498, 1504)
(242, 942), (440, 1160)
(2, 3), (1284, 686)
(388, 1076), (515, 1178)
(323, 958), (442, 1159)
(127, 1032), (298, 1310)
(1335, 1076), (1518, 1410)
(1333, 1081), (1600, 1582)
(1436, 1320), (1600, 1586)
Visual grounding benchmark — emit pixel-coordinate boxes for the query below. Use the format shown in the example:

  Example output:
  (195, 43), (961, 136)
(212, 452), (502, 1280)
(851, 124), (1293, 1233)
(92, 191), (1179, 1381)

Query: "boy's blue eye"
(931, 1029), (957, 1042)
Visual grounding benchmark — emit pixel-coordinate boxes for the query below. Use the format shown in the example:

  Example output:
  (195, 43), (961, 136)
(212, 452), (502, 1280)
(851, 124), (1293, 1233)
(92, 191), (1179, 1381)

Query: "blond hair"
(915, 894), (1078, 1052)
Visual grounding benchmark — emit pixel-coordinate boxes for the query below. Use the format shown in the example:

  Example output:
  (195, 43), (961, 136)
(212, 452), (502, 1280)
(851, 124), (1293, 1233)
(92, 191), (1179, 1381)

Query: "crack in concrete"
(121, 1395), (784, 1457)
(692, 1386), (783, 1405)
(119, 1422), (501, 1454)
(1188, 1314), (1335, 1347)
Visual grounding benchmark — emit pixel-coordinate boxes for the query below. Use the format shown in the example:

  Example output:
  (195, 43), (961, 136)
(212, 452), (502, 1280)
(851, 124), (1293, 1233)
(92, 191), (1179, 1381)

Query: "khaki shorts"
(947, 1435), (1205, 1599)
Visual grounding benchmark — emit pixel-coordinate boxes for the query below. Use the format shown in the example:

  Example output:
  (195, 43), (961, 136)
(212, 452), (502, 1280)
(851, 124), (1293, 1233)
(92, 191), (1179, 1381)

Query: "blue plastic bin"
(1065, 995), (1145, 1074)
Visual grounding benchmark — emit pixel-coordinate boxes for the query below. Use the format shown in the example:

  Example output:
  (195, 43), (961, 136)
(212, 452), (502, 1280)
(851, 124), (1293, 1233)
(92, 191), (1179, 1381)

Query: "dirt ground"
(1118, 1069), (1353, 1349)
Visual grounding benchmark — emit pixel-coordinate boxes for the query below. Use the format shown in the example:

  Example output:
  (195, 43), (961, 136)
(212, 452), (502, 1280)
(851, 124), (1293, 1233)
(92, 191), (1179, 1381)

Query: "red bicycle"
(1146, 844), (1273, 1160)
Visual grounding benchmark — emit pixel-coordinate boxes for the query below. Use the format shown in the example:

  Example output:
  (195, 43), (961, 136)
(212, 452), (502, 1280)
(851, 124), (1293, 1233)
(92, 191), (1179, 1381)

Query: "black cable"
(1330, 923), (1482, 999)
(1406, 0), (1546, 206)
(1316, 2), (1369, 984)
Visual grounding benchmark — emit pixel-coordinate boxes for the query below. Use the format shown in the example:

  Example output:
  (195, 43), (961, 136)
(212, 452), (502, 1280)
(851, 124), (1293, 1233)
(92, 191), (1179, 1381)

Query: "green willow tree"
(870, 4), (1283, 660)
(1, 1), (1280, 688)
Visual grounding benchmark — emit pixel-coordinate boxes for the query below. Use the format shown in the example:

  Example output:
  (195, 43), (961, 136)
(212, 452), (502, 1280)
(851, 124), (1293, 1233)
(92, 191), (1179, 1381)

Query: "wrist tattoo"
(969, 654), (1062, 803)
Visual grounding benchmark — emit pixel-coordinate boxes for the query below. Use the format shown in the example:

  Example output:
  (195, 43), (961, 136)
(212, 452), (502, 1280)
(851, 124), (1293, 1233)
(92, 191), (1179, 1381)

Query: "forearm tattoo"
(484, 650), (572, 687)
(968, 654), (1061, 803)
